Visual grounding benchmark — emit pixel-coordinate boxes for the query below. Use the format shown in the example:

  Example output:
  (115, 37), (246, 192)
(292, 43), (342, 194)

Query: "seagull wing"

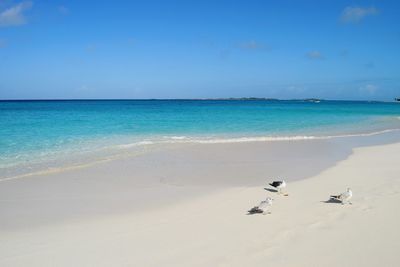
(270, 181), (282, 187)
(341, 191), (352, 201)
(258, 201), (268, 210)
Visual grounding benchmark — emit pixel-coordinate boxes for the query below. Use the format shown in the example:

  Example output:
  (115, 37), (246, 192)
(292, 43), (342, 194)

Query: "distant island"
(203, 97), (279, 101)
(202, 97), (324, 102)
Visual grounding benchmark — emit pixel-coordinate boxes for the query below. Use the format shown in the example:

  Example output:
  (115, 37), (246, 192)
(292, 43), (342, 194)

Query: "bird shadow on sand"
(246, 212), (261, 215)
(264, 188), (278, 193)
(321, 198), (342, 204)
(246, 211), (270, 215)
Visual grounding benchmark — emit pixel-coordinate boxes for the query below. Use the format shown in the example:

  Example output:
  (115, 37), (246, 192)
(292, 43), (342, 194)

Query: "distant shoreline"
(0, 98), (397, 103)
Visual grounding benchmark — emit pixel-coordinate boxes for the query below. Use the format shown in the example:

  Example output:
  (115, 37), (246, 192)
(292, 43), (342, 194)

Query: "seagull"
(269, 180), (286, 194)
(248, 197), (273, 215)
(330, 188), (353, 205)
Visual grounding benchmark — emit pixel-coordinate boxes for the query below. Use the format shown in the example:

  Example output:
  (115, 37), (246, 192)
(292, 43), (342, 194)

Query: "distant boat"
(305, 98), (322, 103)
(395, 98), (400, 102)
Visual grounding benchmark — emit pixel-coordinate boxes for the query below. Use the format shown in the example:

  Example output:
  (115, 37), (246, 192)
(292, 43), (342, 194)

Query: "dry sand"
(1, 140), (400, 266)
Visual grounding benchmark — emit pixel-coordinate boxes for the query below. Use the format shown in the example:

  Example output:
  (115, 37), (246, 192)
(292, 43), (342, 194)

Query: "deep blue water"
(1, 100), (400, 178)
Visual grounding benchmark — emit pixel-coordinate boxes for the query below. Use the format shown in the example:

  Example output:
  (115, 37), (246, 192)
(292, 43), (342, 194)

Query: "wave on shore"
(118, 128), (400, 146)
(1, 128), (400, 183)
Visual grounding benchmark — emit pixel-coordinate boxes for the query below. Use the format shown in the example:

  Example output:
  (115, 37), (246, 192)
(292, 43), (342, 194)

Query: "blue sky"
(0, 0), (399, 100)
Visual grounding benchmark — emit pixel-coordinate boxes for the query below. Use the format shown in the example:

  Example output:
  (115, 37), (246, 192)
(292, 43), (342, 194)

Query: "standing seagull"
(269, 180), (287, 195)
(248, 197), (273, 215)
(330, 188), (353, 205)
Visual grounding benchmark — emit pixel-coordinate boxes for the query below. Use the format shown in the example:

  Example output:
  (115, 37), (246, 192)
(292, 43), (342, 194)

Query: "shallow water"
(1, 100), (400, 178)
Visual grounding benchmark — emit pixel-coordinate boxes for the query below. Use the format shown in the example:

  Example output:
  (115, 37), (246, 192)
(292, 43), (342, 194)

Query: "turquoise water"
(1, 100), (400, 178)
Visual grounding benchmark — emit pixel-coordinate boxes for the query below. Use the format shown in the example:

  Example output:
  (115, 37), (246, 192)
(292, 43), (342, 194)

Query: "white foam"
(116, 140), (154, 148)
(115, 128), (400, 147)
(178, 135), (318, 144)
(165, 136), (188, 140)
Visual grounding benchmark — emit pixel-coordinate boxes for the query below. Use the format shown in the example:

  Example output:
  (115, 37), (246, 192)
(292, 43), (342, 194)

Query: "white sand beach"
(1, 139), (400, 266)
(2, 0), (399, 266)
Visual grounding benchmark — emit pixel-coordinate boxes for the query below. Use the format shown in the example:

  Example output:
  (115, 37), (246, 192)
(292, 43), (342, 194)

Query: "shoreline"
(1, 130), (399, 229)
(2, 127), (400, 182)
(1, 137), (400, 266)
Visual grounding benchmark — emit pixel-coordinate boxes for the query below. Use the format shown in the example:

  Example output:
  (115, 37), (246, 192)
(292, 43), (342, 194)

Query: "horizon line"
(0, 98), (397, 103)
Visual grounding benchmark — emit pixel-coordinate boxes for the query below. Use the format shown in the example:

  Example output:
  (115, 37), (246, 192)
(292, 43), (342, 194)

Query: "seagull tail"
(248, 207), (263, 214)
(269, 183), (273, 187)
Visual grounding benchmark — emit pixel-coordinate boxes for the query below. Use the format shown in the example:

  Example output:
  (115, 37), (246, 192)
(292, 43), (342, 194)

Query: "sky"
(0, 0), (399, 100)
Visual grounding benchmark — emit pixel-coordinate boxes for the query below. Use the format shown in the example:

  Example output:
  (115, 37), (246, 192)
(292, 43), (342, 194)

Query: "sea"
(1, 99), (400, 180)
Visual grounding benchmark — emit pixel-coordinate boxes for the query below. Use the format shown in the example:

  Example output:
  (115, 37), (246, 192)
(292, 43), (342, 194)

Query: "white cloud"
(58, 5), (69, 15)
(306, 50), (324, 60)
(340, 6), (379, 24)
(0, 1), (33, 27)
(359, 84), (378, 95)
(239, 40), (269, 50)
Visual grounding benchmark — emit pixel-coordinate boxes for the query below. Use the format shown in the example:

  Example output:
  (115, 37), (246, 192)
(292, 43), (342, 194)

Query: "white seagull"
(330, 188), (353, 205)
(248, 197), (273, 215)
(269, 180), (287, 194)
